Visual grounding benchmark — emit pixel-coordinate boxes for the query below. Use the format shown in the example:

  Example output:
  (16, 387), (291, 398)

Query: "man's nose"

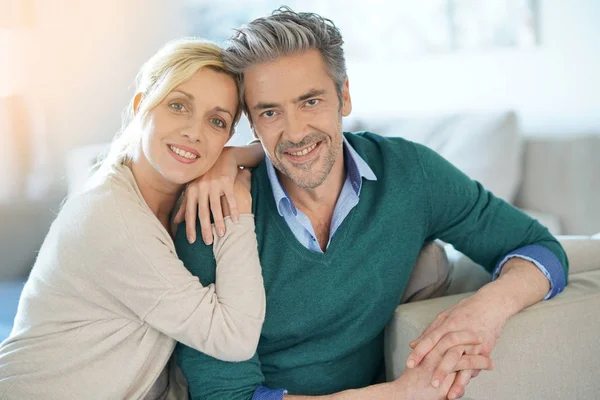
(284, 110), (308, 143)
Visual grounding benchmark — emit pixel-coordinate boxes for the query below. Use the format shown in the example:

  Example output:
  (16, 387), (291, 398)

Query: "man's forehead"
(243, 51), (334, 104)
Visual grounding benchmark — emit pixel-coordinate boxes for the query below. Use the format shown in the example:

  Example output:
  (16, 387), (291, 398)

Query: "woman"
(0, 38), (265, 399)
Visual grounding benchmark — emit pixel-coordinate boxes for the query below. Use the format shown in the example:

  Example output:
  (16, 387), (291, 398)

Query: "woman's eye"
(305, 99), (319, 106)
(169, 102), (186, 112)
(211, 118), (226, 129)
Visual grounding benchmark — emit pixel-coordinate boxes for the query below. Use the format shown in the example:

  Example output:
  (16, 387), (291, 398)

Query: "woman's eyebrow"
(211, 106), (234, 118)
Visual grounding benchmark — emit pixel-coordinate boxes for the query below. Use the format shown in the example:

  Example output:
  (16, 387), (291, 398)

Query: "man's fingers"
(447, 369), (473, 400)
(436, 331), (484, 354)
(210, 191), (225, 238)
(409, 324), (484, 369)
(427, 331), (484, 386)
(410, 313), (447, 349)
(455, 355), (493, 372)
(408, 314), (446, 349)
(406, 329), (445, 369)
(430, 346), (464, 388)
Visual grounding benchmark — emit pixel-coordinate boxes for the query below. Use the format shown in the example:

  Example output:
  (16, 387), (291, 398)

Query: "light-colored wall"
(0, 0), (188, 279)
(347, 0), (600, 135)
(19, 0), (189, 182)
(18, 0), (600, 166)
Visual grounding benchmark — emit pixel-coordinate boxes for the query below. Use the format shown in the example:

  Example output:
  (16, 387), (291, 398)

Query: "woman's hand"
(221, 168), (252, 218)
(174, 147), (241, 245)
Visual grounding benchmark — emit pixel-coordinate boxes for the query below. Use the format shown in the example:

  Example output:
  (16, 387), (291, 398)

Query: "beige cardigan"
(0, 165), (265, 399)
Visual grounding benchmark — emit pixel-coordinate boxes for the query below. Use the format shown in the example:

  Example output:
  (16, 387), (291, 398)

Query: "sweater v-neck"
(255, 162), (359, 263)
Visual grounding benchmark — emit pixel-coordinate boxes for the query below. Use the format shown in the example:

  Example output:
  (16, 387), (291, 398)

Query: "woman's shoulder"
(57, 165), (157, 243)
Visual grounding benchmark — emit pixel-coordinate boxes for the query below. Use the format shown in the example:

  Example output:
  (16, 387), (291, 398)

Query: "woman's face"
(139, 67), (238, 186)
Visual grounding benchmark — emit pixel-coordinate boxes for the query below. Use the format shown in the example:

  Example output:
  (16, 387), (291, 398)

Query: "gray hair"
(224, 6), (347, 116)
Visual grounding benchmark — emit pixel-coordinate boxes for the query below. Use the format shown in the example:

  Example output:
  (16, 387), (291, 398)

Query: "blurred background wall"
(0, 0), (598, 284)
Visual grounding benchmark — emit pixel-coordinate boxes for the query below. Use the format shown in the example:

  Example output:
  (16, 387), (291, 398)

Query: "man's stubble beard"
(272, 130), (343, 191)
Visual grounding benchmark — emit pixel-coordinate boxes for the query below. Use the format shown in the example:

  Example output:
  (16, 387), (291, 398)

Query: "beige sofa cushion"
(345, 111), (523, 202)
(560, 235), (600, 274)
(516, 135), (600, 235)
(445, 235), (600, 296)
(385, 269), (600, 399)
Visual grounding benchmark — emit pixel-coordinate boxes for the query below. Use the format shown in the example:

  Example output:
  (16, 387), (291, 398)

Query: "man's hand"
(405, 291), (509, 399)
(174, 147), (240, 245)
(406, 257), (550, 399)
(394, 338), (494, 400)
(283, 336), (493, 400)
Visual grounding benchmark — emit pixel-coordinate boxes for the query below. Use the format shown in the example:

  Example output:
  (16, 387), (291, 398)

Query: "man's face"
(244, 50), (351, 190)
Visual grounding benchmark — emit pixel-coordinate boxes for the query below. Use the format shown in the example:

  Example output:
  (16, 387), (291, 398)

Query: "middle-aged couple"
(0, 6), (567, 400)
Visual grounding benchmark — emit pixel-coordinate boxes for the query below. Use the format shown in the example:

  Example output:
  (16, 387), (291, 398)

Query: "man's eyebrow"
(251, 89), (327, 111)
(295, 89), (326, 103)
(212, 106), (234, 118)
(252, 101), (280, 111)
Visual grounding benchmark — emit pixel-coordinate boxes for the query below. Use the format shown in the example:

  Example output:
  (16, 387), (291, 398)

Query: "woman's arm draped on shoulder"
(174, 142), (265, 244)
(231, 141), (265, 168)
(86, 196), (265, 362)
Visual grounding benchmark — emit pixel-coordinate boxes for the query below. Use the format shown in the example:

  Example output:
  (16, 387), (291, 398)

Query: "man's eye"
(169, 102), (186, 112)
(306, 99), (319, 106)
(262, 110), (276, 118)
(211, 118), (226, 129)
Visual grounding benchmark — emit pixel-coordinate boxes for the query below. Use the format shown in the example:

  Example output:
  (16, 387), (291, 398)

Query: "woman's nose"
(180, 122), (203, 142)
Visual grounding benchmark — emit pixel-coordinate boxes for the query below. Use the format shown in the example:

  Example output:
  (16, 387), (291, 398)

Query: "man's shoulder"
(344, 131), (425, 178)
(173, 221), (217, 283)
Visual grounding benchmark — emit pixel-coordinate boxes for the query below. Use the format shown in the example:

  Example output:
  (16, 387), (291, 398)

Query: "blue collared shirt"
(265, 136), (377, 252)
(253, 135), (563, 400)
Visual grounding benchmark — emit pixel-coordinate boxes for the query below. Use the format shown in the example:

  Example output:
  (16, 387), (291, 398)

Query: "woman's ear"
(132, 93), (143, 115)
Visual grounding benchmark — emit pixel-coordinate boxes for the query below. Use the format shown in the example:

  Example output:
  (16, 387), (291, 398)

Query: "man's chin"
(288, 171), (328, 190)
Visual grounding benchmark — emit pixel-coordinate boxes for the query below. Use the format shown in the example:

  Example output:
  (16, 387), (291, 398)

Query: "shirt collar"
(265, 134), (378, 217)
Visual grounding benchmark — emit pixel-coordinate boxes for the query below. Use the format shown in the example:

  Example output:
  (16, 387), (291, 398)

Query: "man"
(174, 7), (567, 400)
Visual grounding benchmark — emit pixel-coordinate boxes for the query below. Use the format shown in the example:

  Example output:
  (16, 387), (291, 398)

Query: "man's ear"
(341, 78), (352, 117)
(133, 92), (143, 115)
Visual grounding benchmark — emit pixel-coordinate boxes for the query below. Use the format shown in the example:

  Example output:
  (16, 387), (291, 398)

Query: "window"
(182, 0), (539, 61)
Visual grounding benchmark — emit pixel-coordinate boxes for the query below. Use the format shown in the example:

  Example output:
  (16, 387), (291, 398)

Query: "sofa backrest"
(345, 111), (600, 235)
(516, 135), (600, 235)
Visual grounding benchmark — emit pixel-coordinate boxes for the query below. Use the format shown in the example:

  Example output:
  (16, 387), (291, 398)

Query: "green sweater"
(174, 132), (567, 399)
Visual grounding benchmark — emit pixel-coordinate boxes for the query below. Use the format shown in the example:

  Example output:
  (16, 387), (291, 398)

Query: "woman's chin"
(153, 155), (209, 187)
(163, 167), (206, 187)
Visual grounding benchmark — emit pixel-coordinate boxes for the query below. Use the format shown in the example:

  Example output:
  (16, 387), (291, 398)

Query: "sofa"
(345, 110), (600, 236)
(1, 111), (599, 400)
(386, 235), (600, 399)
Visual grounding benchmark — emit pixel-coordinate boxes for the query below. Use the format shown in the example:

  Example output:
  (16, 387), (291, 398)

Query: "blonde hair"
(95, 38), (241, 174)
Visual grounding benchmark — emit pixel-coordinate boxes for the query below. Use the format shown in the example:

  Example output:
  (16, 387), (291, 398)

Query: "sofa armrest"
(558, 235), (600, 274)
(445, 235), (600, 296)
(385, 269), (600, 399)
